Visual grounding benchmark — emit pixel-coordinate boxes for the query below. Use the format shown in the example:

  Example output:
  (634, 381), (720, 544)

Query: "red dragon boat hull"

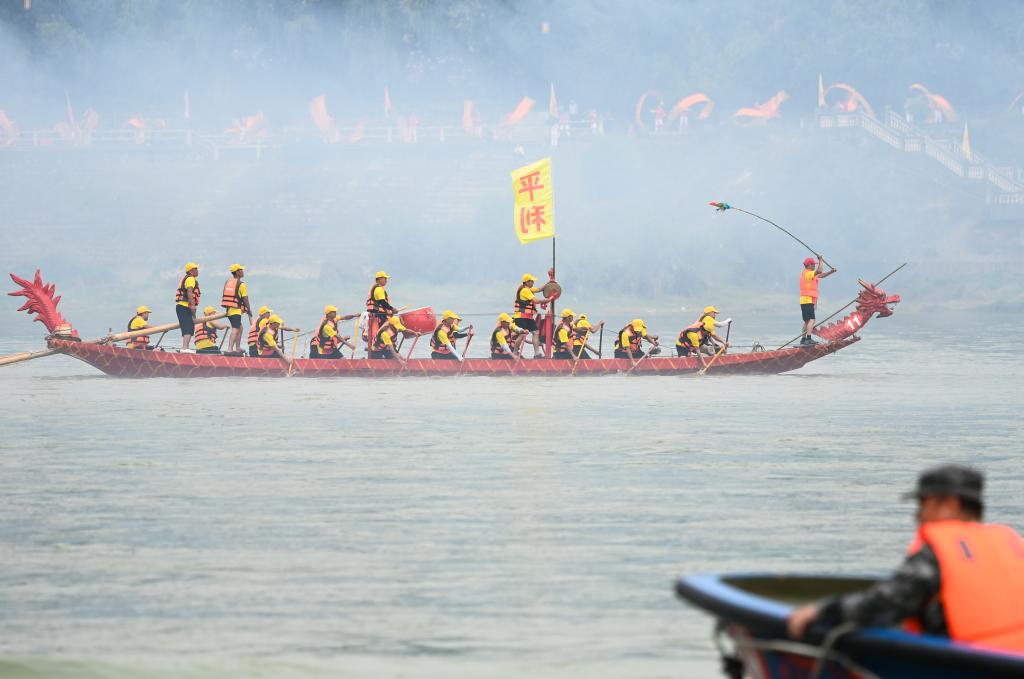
(46, 336), (860, 377)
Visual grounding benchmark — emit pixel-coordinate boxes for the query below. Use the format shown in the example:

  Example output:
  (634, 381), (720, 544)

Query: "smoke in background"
(2, 1), (1023, 337)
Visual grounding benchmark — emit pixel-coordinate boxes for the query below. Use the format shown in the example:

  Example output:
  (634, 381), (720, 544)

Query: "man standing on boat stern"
(787, 464), (1024, 653)
(513, 273), (555, 358)
(221, 263), (251, 355)
(799, 255), (836, 345)
(176, 262), (201, 351)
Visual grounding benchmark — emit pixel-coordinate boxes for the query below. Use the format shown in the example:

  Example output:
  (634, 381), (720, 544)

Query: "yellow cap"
(203, 305), (216, 315)
(136, 305), (151, 314)
(704, 306), (719, 314)
(561, 308), (575, 318)
(229, 263), (244, 273)
(257, 305), (271, 315)
(184, 262), (199, 272)
(578, 314), (588, 321)
(324, 304), (339, 314)
(389, 317), (406, 331)
(375, 271), (390, 279)
(498, 313), (513, 323)
(268, 315), (283, 325)
(442, 310), (461, 321)
(631, 319), (645, 330)
(522, 273), (536, 282)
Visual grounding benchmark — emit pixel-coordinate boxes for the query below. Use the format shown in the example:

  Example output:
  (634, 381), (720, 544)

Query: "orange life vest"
(430, 324), (452, 354)
(372, 324), (399, 352)
(513, 284), (536, 319)
(907, 521), (1024, 652)
(193, 321), (217, 345)
(553, 320), (574, 353)
(490, 324), (513, 355)
(678, 315), (710, 348)
(800, 269), (819, 302)
(366, 284), (391, 314)
(175, 275), (201, 306)
(127, 315), (150, 349)
(248, 315), (268, 347)
(311, 316), (339, 354)
(615, 325), (642, 353)
(221, 277), (244, 310)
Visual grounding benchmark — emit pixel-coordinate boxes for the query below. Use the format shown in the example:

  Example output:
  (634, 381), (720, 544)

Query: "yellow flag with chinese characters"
(511, 157), (555, 244)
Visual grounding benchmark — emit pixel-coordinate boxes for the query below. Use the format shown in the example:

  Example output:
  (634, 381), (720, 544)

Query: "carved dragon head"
(8, 270), (77, 337)
(814, 278), (900, 342)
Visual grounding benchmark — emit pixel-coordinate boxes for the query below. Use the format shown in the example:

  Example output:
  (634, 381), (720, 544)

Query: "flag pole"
(547, 237), (556, 358)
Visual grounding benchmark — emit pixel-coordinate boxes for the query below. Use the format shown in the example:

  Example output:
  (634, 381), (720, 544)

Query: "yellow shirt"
(495, 329), (510, 347)
(195, 334), (216, 351)
(373, 286), (388, 302)
(800, 270), (818, 305)
(514, 286), (537, 318)
(227, 281), (248, 316)
(702, 316), (715, 334)
(321, 320), (339, 339)
(129, 316), (148, 331)
(573, 320), (591, 346)
(436, 327), (451, 345)
(556, 326), (571, 344)
(260, 330), (278, 349)
(176, 275), (197, 308)
(379, 328), (396, 347)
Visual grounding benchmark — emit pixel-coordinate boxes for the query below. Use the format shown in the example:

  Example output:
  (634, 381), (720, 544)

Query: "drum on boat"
(399, 307), (437, 335)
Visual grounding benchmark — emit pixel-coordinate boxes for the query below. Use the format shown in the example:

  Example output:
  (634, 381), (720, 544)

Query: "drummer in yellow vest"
(175, 262), (201, 351)
(572, 313), (603, 359)
(370, 316), (407, 363)
(247, 305), (273, 357)
(127, 306), (153, 350)
(800, 255), (836, 346)
(221, 263), (252, 355)
(513, 273), (555, 358)
(194, 306), (230, 354)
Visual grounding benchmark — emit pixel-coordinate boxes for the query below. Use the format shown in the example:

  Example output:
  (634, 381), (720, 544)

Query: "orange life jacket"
(175, 275), (201, 306)
(553, 320), (574, 353)
(430, 324), (452, 354)
(677, 316), (710, 348)
(193, 321), (217, 345)
(372, 324), (399, 352)
(366, 284), (391, 314)
(221, 277), (244, 310)
(257, 328), (277, 356)
(127, 315), (150, 349)
(800, 269), (819, 302)
(513, 284), (536, 319)
(615, 325), (642, 353)
(248, 314), (268, 347)
(311, 316), (339, 354)
(907, 521), (1024, 652)
(490, 324), (513, 355)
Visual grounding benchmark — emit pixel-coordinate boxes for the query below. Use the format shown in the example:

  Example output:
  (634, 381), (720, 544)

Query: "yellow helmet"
(442, 309), (461, 321)
(257, 305), (272, 315)
(229, 263), (244, 273)
(498, 312), (513, 324)
(561, 308), (575, 318)
(268, 315), (283, 325)
(704, 306), (719, 314)
(631, 319), (645, 330)
(136, 305), (152, 314)
(375, 270), (390, 279)
(389, 317), (407, 331)
(203, 305), (216, 315)
(522, 273), (536, 282)
(324, 304), (339, 314)
(184, 262), (199, 272)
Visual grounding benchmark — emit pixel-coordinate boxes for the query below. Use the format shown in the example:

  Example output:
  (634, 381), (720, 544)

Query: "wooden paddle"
(571, 329), (591, 376)
(287, 327), (301, 376)
(350, 314), (363, 358)
(625, 345), (657, 375)
(698, 343), (728, 376)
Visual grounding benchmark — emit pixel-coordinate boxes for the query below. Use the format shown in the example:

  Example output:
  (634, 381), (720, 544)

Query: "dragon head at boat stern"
(8, 270), (78, 338)
(814, 278), (900, 342)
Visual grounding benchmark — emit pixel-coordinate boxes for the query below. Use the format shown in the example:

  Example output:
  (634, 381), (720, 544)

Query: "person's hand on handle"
(786, 603), (819, 639)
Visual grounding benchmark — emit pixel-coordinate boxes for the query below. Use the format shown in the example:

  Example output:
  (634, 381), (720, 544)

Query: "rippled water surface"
(1, 313), (1022, 678)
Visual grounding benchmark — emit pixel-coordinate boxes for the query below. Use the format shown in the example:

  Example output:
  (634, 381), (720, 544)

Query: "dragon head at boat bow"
(814, 279), (901, 342)
(8, 270), (77, 338)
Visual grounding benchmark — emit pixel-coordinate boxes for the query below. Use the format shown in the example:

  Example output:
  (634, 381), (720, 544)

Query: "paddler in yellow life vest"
(490, 313), (519, 359)
(614, 319), (659, 362)
(127, 306), (153, 350)
(247, 305), (273, 357)
(800, 255), (837, 346)
(513, 273), (555, 358)
(552, 309), (578, 359)
(256, 315), (292, 366)
(310, 305), (358, 359)
(221, 263), (252, 355)
(677, 306), (729, 366)
(175, 262), (201, 351)
(371, 316), (407, 362)
(194, 305), (229, 354)
(430, 310), (466, 361)
(572, 313), (603, 359)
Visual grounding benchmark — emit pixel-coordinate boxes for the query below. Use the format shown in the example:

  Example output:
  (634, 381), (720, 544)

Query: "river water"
(1, 312), (1021, 679)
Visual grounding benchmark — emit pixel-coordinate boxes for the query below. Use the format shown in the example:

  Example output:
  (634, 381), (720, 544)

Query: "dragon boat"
(675, 573), (1024, 679)
(7, 270), (899, 378)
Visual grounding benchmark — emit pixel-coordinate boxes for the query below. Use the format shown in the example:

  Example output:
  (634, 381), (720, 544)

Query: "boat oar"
(709, 202), (835, 270)
(625, 345), (657, 375)
(698, 319), (732, 376)
(287, 328), (301, 376)
(350, 314), (363, 358)
(397, 334), (421, 375)
(571, 329), (591, 376)
(0, 348), (60, 367)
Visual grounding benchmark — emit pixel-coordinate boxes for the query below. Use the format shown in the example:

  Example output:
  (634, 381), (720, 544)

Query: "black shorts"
(431, 352), (458, 360)
(197, 347), (220, 354)
(249, 345), (259, 357)
(176, 305), (194, 336)
(801, 303), (816, 322)
(676, 345), (692, 357)
(514, 317), (537, 332)
(370, 349), (393, 359)
(490, 353), (514, 360)
(552, 350), (574, 360)
(228, 314), (243, 329)
(310, 348), (341, 359)
(614, 350), (634, 359)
